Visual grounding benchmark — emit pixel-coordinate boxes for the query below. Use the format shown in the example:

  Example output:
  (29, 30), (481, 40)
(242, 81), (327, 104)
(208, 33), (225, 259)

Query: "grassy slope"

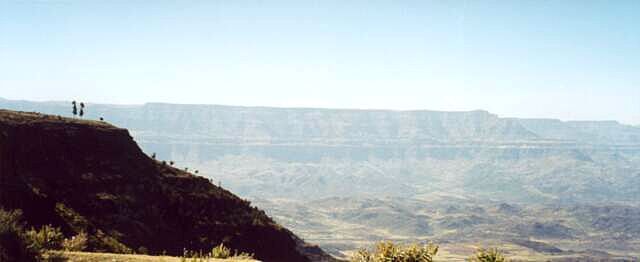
(46, 251), (257, 262)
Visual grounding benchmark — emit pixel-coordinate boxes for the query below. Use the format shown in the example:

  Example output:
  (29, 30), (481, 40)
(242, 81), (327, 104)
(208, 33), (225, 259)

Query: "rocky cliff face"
(0, 109), (327, 262)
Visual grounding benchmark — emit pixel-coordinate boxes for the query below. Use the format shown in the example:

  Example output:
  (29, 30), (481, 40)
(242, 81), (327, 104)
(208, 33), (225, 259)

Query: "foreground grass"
(45, 251), (257, 262)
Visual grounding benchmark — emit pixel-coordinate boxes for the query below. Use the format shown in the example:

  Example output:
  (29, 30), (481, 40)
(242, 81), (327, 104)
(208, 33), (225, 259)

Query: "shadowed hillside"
(0, 109), (331, 262)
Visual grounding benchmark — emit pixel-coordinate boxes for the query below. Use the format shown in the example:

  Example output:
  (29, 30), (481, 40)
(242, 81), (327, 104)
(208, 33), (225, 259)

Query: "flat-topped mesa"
(0, 109), (327, 262)
(131, 104), (538, 143)
(2, 99), (640, 146)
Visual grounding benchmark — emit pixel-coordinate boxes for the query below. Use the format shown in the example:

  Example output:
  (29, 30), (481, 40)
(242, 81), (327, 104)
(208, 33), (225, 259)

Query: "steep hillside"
(0, 109), (327, 262)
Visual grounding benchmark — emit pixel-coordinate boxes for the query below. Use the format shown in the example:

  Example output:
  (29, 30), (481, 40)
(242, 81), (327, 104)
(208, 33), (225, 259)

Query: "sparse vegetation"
(179, 244), (254, 261)
(210, 243), (231, 258)
(54, 203), (89, 233)
(62, 231), (88, 252)
(350, 241), (438, 262)
(26, 225), (64, 251)
(350, 242), (511, 262)
(469, 247), (507, 262)
(94, 230), (133, 254)
(45, 250), (255, 261)
(0, 209), (41, 262)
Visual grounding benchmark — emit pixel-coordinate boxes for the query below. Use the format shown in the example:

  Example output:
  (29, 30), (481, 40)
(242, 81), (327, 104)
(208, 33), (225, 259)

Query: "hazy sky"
(1, 1), (639, 124)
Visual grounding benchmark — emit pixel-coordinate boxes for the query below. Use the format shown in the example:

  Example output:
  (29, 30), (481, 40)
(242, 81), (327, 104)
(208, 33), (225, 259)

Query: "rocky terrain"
(2, 98), (639, 260)
(0, 109), (331, 262)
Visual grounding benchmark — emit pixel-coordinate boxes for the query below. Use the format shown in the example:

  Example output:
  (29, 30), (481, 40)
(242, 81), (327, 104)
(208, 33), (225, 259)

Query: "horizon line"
(1, 96), (636, 126)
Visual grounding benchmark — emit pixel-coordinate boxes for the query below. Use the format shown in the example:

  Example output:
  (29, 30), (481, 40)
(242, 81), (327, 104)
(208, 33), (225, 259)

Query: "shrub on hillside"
(350, 241), (439, 262)
(54, 203), (89, 232)
(62, 231), (88, 252)
(469, 247), (507, 262)
(180, 243), (254, 261)
(0, 209), (40, 262)
(93, 230), (132, 254)
(211, 243), (231, 258)
(26, 225), (64, 251)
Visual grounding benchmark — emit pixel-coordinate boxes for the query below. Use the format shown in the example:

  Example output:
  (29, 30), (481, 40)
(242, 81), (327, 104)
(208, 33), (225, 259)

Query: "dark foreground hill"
(0, 109), (329, 262)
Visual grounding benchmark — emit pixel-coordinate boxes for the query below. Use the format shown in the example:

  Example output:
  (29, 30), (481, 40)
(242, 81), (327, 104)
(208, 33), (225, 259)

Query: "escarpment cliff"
(0, 109), (328, 262)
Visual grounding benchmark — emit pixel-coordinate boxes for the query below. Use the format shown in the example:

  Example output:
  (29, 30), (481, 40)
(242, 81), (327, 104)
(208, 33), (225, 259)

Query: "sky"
(1, 1), (639, 125)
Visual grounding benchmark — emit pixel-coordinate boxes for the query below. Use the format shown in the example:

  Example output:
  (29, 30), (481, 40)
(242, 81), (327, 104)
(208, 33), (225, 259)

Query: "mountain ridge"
(1, 98), (638, 145)
(0, 97), (635, 127)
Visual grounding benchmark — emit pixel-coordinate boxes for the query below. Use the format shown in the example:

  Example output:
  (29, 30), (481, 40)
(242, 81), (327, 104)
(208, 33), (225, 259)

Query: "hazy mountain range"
(2, 97), (639, 260)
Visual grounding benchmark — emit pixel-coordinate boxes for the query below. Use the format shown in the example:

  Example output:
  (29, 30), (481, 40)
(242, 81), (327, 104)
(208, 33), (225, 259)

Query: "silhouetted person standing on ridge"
(79, 102), (85, 117)
(72, 101), (77, 117)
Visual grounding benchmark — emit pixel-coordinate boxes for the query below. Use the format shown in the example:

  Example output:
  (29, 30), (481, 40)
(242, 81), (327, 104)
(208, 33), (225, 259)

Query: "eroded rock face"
(0, 109), (319, 262)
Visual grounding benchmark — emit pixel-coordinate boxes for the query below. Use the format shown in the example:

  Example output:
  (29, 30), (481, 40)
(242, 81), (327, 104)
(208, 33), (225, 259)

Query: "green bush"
(25, 225), (64, 251)
(469, 247), (507, 262)
(62, 231), (88, 252)
(211, 243), (231, 258)
(0, 209), (40, 262)
(351, 241), (438, 262)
